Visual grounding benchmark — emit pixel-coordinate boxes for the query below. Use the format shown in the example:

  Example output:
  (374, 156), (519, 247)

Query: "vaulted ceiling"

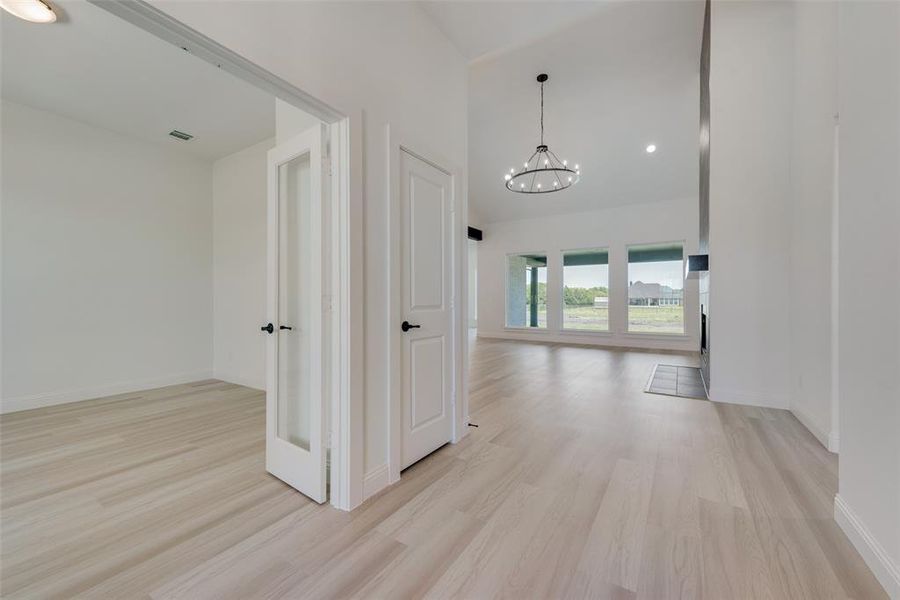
(434, 1), (704, 224)
(418, 1), (614, 62)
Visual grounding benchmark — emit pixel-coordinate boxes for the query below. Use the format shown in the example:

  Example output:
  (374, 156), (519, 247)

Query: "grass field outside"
(515, 304), (683, 333)
(627, 305), (684, 333)
(563, 305), (609, 331)
(559, 305), (683, 333)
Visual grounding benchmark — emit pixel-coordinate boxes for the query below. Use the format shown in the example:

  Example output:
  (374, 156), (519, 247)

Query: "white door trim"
(330, 114), (366, 510)
(386, 124), (468, 488)
(90, 0), (363, 511)
(86, 0), (341, 123)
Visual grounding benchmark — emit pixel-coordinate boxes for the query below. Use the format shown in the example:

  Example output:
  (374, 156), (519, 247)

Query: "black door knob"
(401, 321), (421, 332)
(261, 323), (274, 334)
(280, 325), (293, 331)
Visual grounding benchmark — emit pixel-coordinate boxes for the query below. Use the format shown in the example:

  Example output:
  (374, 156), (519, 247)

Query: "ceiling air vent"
(168, 129), (193, 141)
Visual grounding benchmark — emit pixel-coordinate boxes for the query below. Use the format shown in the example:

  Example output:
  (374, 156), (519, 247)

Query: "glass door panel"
(265, 124), (325, 503)
(276, 152), (312, 451)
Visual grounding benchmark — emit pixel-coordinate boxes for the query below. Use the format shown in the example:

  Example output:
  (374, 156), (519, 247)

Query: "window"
(627, 243), (684, 334)
(506, 253), (547, 328)
(562, 248), (609, 331)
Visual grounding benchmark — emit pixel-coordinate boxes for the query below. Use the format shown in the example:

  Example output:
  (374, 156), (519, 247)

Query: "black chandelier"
(504, 73), (580, 194)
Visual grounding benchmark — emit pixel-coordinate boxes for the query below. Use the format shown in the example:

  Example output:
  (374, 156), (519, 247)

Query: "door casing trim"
(89, 0), (360, 511)
(386, 124), (469, 490)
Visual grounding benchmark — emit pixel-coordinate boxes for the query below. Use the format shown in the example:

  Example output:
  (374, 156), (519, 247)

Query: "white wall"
(1, 101), (213, 412)
(709, 0), (794, 409)
(711, 2), (898, 593)
(788, 1), (839, 450)
(477, 198), (699, 352)
(834, 1), (900, 595)
(210, 101), (320, 392)
(275, 99), (320, 145)
(153, 1), (468, 486)
(211, 137), (274, 391)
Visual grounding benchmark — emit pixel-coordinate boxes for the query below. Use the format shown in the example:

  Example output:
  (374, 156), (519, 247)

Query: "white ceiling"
(1, 0), (276, 161)
(418, 1), (613, 62)
(463, 0), (704, 223)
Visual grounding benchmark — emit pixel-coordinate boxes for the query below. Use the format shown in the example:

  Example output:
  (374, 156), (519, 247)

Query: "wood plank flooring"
(0, 337), (886, 599)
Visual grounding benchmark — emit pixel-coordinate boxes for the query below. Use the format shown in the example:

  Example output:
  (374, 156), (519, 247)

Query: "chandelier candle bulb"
(504, 73), (580, 194)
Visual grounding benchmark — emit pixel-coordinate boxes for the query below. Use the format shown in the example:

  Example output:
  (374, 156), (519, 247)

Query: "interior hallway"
(0, 338), (885, 599)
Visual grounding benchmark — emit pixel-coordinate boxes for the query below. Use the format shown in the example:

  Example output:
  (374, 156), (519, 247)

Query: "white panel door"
(400, 149), (454, 469)
(264, 125), (327, 503)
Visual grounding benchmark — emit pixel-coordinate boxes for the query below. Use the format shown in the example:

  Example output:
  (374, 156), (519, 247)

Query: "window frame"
(559, 246), (612, 335)
(624, 240), (687, 336)
(504, 250), (550, 331)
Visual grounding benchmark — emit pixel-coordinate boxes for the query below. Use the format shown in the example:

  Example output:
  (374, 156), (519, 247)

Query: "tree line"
(524, 284), (609, 307)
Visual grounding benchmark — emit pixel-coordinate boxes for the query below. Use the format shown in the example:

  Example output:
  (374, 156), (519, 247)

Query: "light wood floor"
(0, 338), (886, 599)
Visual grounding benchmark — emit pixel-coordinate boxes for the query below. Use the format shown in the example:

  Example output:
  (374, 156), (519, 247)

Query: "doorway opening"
(2, 0), (351, 509)
(91, 0), (354, 509)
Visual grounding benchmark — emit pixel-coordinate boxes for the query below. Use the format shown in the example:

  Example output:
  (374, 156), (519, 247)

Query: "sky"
(563, 264), (605, 288)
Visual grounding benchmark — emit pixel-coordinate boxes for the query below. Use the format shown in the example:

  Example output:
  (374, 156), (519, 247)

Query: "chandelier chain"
(540, 80), (544, 147)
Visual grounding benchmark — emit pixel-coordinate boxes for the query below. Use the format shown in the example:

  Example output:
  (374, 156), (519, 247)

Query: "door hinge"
(323, 156), (333, 177)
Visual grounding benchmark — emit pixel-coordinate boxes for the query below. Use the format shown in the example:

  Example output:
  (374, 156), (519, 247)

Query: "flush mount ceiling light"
(504, 73), (579, 194)
(0, 0), (57, 23)
(646, 144), (657, 153)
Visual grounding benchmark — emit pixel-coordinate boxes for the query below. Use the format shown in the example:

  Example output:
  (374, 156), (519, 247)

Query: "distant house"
(628, 281), (683, 306)
(593, 296), (609, 308)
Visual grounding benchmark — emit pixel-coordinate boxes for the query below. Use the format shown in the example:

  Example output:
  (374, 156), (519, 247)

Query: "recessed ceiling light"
(0, 0), (57, 23)
(646, 144), (657, 153)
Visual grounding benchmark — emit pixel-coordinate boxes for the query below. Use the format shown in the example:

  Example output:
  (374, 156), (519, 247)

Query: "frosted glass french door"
(265, 125), (326, 503)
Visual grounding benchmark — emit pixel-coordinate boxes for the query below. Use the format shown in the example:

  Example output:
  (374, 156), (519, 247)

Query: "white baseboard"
(827, 431), (840, 454)
(0, 370), (214, 414)
(362, 464), (390, 500)
(707, 385), (790, 410)
(213, 370), (265, 392)
(834, 494), (900, 599)
(790, 405), (836, 453)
